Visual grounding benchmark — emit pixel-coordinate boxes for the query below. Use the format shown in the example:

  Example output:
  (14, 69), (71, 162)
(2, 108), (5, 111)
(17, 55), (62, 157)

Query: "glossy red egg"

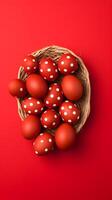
(23, 55), (38, 74)
(22, 97), (44, 115)
(45, 83), (64, 108)
(55, 123), (76, 150)
(21, 115), (41, 139)
(58, 53), (78, 75)
(8, 79), (27, 98)
(59, 100), (80, 124)
(41, 109), (61, 129)
(39, 57), (58, 81)
(33, 132), (55, 155)
(61, 75), (83, 101)
(26, 74), (48, 99)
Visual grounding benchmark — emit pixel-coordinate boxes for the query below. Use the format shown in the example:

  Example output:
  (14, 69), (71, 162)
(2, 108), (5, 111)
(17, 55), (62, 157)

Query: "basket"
(17, 45), (91, 133)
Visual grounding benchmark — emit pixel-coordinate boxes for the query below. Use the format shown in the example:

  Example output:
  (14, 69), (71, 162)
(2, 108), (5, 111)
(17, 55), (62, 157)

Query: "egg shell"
(55, 123), (76, 150)
(59, 101), (80, 124)
(21, 115), (41, 139)
(22, 97), (44, 115)
(26, 74), (48, 99)
(23, 55), (38, 74)
(33, 132), (55, 155)
(58, 53), (78, 75)
(41, 109), (61, 129)
(39, 57), (59, 81)
(45, 83), (64, 108)
(8, 79), (27, 98)
(61, 75), (83, 101)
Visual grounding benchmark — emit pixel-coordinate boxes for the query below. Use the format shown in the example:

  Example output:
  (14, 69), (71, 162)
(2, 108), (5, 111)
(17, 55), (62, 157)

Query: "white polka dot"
(41, 107), (44, 111)
(34, 66), (36, 69)
(35, 151), (38, 154)
(44, 125), (47, 128)
(65, 100), (69, 102)
(24, 105), (27, 108)
(28, 97), (32, 100)
(44, 111), (47, 114)
(71, 71), (75, 73)
(54, 114), (57, 118)
(20, 88), (23, 91)
(53, 63), (56, 66)
(32, 59), (36, 62)
(68, 105), (72, 109)
(33, 142), (35, 146)
(40, 69), (43, 72)
(64, 69), (67, 72)
(64, 111), (67, 116)
(37, 101), (40, 104)
(44, 77), (47, 79)
(70, 63), (74, 67)
(45, 148), (48, 152)
(27, 66), (30, 70)
(73, 111), (76, 115)
(58, 68), (61, 71)
(54, 83), (58, 85)
(62, 118), (65, 121)
(45, 61), (48, 64)
(30, 103), (33, 106)
(53, 104), (56, 107)
(40, 133), (43, 136)
(28, 110), (31, 114)
(66, 55), (70, 59)
(46, 101), (49, 104)
(44, 117), (48, 121)
(24, 58), (27, 62)
(55, 69), (58, 72)
(61, 106), (64, 110)
(50, 94), (54, 98)
(50, 75), (53, 79)
(40, 139), (44, 143)
(34, 109), (38, 113)
(49, 138), (52, 142)
(52, 122), (56, 126)
(47, 68), (51, 72)
(77, 116), (80, 120)
(61, 61), (64, 65)
(56, 88), (60, 92)
(68, 119), (72, 122)
(57, 96), (61, 100)
(49, 87), (52, 90)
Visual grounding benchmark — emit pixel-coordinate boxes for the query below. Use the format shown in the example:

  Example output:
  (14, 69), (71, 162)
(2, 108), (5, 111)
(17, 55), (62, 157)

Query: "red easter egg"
(58, 53), (78, 75)
(26, 74), (48, 99)
(22, 97), (44, 115)
(23, 55), (38, 74)
(45, 83), (64, 108)
(41, 109), (61, 129)
(21, 115), (41, 139)
(8, 79), (27, 98)
(39, 57), (58, 81)
(59, 100), (80, 124)
(55, 123), (76, 150)
(61, 75), (83, 101)
(33, 132), (55, 155)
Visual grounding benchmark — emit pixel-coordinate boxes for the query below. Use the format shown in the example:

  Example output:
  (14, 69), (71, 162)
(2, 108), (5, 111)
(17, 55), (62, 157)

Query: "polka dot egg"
(22, 97), (44, 115)
(33, 132), (55, 155)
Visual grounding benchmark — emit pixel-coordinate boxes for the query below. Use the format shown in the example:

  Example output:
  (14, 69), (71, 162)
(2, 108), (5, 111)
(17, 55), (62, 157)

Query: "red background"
(0, 0), (111, 199)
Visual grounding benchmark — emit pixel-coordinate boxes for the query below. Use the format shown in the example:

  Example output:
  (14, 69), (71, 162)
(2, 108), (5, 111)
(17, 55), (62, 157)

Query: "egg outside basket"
(17, 45), (91, 133)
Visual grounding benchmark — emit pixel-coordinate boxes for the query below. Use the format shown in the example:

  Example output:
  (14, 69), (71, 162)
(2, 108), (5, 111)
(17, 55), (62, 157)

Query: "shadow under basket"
(17, 45), (91, 134)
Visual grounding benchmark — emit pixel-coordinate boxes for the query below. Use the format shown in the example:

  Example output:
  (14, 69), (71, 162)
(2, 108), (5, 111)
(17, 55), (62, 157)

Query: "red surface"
(0, 0), (111, 199)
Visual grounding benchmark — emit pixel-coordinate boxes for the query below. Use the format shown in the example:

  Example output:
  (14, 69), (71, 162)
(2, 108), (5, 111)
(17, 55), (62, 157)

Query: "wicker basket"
(17, 45), (91, 133)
